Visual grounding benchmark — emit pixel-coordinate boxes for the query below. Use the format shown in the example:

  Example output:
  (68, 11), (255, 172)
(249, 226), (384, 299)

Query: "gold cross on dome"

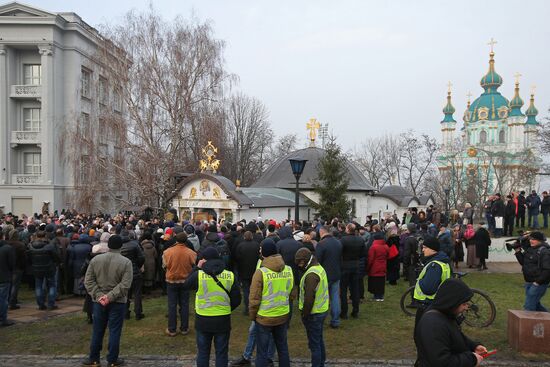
(487, 37), (497, 53)
(514, 72), (522, 84)
(466, 91), (473, 101)
(306, 118), (321, 143)
(531, 84), (537, 95)
(447, 81), (453, 93)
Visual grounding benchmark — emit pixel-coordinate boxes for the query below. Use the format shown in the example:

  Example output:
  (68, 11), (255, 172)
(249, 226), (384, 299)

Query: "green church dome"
(441, 89), (456, 123)
(509, 80), (524, 117)
(526, 93), (539, 125)
(480, 52), (503, 92)
(468, 51), (509, 121)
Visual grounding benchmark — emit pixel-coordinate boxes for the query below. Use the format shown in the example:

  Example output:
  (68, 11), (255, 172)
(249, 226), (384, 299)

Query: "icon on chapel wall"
(200, 180), (211, 195)
(189, 187), (197, 199)
(199, 141), (221, 173)
(213, 187), (221, 199)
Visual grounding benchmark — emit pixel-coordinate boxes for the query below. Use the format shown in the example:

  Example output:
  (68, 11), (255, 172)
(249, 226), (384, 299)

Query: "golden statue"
(199, 141), (221, 173)
(306, 118), (321, 146)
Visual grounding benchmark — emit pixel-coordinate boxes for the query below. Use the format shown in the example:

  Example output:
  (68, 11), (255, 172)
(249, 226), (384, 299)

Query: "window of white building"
(23, 152), (41, 174)
(498, 130), (505, 144)
(99, 77), (109, 105)
(79, 112), (90, 139)
(479, 130), (487, 144)
(23, 108), (41, 131)
(114, 146), (123, 164)
(80, 155), (89, 183)
(113, 88), (122, 111)
(81, 68), (91, 99)
(23, 64), (41, 85)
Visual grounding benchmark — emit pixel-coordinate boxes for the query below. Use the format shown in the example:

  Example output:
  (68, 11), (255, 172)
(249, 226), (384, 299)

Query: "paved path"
(1, 355), (549, 367)
(7, 296), (83, 324)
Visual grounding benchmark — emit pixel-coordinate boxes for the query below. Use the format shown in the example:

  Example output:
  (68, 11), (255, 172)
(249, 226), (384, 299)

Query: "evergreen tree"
(311, 137), (352, 220)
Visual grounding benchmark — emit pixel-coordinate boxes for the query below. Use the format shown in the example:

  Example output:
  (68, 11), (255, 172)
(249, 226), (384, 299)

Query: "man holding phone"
(415, 278), (488, 367)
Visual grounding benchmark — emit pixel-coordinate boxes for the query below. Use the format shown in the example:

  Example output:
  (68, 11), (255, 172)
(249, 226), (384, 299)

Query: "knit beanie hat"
(295, 247), (312, 264)
(202, 246), (220, 260)
(423, 236), (440, 252)
(108, 235), (123, 250)
(261, 238), (277, 257)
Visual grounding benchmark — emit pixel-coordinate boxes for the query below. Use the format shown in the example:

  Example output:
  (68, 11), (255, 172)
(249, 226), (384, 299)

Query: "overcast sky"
(28, 0), (550, 150)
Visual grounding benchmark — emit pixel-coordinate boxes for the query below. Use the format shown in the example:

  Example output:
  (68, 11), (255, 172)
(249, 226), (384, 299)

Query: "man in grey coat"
(82, 235), (133, 367)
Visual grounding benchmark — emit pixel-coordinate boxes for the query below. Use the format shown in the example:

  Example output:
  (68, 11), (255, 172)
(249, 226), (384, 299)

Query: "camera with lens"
(505, 230), (531, 252)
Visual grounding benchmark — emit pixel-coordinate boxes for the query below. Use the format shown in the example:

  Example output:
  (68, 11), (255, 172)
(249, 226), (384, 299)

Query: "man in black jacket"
(415, 279), (486, 367)
(504, 195), (516, 237)
(316, 226), (342, 328)
(28, 231), (60, 310)
(541, 191), (550, 229)
(234, 231), (260, 315)
(0, 231), (15, 326)
(339, 223), (365, 319)
(514, 231), (550, 311)
(121, 233), (145, 320)
(516, 191), (527, 228)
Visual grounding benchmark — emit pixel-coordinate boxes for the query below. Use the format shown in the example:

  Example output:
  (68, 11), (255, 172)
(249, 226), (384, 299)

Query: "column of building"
(0, 45), (7, 185)
(38, 44), (54, 185)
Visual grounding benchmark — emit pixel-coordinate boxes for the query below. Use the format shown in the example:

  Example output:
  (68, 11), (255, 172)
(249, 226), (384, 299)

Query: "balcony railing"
(10, 85), (42, 99)
(11, 131), (41, 145)
(12, 174), (43, 185)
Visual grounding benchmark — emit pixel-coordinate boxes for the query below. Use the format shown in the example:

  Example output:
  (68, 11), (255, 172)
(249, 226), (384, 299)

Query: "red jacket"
(367, 239), (390, 277)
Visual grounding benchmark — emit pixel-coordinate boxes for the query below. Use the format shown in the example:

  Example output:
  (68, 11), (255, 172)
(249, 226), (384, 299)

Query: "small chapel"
(169, 121), (431, 223)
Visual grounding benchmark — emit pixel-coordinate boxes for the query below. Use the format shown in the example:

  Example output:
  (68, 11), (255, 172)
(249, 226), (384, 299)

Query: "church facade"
(437, 41), (540, 205)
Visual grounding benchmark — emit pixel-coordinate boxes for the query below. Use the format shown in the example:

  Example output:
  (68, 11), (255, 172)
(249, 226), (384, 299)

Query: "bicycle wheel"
(400, 286), (417, 317)
(463, 288), (496, 328)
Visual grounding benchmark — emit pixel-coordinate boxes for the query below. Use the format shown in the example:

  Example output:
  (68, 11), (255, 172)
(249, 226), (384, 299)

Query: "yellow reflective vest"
(413, 260), (451, 302)
(195, 269), (234, 316)
(299, 264), (329, 314)
(257, 265), (293, 317)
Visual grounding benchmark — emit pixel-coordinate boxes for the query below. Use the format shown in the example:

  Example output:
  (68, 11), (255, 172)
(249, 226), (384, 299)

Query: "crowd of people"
(0, 201), (549, 367)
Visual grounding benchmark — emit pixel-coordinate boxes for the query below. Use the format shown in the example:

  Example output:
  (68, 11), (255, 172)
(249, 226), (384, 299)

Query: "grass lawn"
(1, 272), (550, 362)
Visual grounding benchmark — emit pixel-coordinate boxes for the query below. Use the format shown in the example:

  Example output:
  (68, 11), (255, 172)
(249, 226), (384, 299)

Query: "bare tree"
(221, 93), (272, 185)
(354, 131), (438, 194)
(399, 131), (439, 196)
(270, 133), (298, 161)
(78, 7), (236, 209)
(354, 134), (401, 189)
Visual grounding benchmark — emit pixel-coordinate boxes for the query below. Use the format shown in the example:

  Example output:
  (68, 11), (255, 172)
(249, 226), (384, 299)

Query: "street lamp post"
(444, 187), (451, 219)
(289, 157), (307, 225)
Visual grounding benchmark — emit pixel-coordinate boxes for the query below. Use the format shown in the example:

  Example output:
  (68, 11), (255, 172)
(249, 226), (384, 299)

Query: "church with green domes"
(437, 41), (540, 204)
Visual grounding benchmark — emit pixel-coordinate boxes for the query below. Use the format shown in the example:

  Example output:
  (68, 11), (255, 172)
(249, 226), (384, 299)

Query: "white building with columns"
(0, 2), (126, 216)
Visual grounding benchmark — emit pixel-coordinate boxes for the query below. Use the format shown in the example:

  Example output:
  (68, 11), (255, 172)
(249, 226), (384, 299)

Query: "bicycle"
(399, 271), (496, 328)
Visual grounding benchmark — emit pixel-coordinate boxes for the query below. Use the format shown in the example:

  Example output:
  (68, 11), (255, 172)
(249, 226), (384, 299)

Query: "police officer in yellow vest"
(413, 236), (451, 327)
(249, 240), (294, 367)
(295, 247), (329, 367)
(183, 247), (241, 367)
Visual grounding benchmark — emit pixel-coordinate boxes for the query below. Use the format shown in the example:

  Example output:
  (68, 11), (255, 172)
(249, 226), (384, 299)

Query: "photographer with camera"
(514, 231), (550, 312)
